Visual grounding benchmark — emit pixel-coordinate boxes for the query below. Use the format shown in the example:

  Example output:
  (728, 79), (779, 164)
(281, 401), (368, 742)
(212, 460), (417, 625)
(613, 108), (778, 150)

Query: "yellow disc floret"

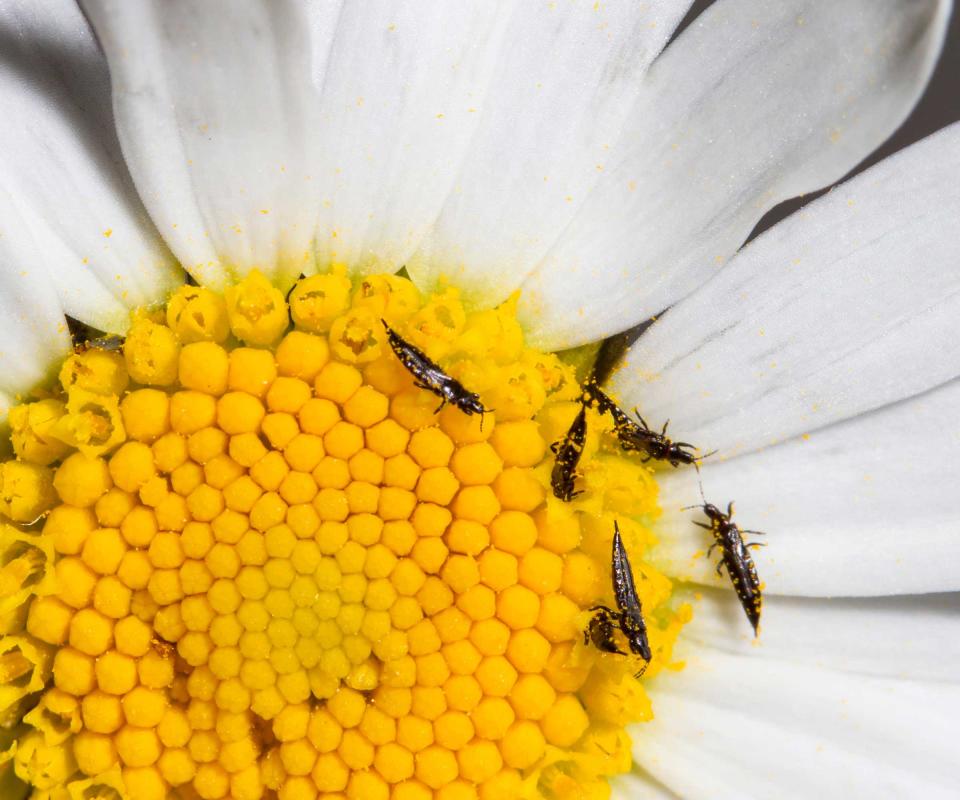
(225, 269), (289, 346)
(0, 269), (687, 800)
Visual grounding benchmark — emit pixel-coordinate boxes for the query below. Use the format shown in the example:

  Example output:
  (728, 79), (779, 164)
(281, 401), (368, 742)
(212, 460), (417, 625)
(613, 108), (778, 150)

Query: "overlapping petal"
(86, 0), (696, 295)
(83, 0), (950, 339)
(610, 123), (960, 459)
(677, 588), (960, 682)
(85, 0), (516, 287)
(0, 193), (71, 413)
(82, 0), (340, 288)
(651, 376), (960, 596)
(0, 0), (180, 332)
(521, 0), (950, 349)
(311, 1), (513, 277)
(407, 1), (693, 301)
(635, 643), (960, 799)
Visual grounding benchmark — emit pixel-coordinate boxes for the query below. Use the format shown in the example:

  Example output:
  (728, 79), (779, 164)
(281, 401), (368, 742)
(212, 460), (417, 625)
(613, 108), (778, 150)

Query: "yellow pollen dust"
(0, 267), (688, 800)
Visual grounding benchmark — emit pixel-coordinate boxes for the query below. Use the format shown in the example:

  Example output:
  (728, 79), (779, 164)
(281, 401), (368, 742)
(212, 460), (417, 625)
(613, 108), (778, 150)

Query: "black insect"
(382, 320), (491, 420)
(585, 382), (705, 468)
(584, 521), (651, 677)
(550, 404), (587, 501)
(689, 500), (765, 636)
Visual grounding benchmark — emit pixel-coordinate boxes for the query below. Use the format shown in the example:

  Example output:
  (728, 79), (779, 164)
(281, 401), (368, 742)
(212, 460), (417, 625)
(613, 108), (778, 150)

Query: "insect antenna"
(479, 410), (497, 433)
(691, 448), (718, 474)
(680, 474), (708, 512)
(285, 273), (306, 303)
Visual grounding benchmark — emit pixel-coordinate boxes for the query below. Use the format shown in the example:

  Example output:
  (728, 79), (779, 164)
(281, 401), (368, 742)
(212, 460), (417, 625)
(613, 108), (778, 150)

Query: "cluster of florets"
(0, 268), (687, 799)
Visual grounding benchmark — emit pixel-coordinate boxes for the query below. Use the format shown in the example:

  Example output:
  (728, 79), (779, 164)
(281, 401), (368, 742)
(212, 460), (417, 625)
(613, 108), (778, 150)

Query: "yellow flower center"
(0, 268), (689, 800)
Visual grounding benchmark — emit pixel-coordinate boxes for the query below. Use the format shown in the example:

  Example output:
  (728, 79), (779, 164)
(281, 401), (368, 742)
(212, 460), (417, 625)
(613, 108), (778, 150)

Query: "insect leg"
(585, 607), (627, 655)
(631, 409), (650, 430)
(588, 604), (617, 615)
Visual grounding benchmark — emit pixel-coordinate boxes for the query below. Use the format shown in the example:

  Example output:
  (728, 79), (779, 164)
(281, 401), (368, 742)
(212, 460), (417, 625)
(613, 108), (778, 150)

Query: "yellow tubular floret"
(0, 270), (687, 800)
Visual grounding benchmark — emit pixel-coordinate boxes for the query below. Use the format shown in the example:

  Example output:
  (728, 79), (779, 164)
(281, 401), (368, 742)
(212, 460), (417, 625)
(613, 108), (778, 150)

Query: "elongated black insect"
(550, 404), (587, 501)
(689, 500), (765, 635)
(584, 522), (651, 677)
(585, 382), (705, 468)
(382, 320), (491, 420)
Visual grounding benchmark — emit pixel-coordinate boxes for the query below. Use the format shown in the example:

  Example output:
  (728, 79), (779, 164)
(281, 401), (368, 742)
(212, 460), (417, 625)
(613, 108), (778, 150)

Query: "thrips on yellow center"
(0, 267), (690, 800)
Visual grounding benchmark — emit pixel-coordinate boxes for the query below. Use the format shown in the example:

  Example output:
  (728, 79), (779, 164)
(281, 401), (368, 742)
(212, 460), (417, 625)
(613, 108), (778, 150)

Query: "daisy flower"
(0, 1), (957, 798)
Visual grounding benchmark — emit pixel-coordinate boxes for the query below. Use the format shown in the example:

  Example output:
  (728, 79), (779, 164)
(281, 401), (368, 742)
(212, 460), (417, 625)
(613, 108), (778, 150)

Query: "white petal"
(407, 1), (692, 302)
(653, 377), (960, 597)
(679, 588), (960, 682)
(635, 645), (960, 799)
(82, 0), (340, 288)
(0, 194), (72, 406)
(520, 0), (950, 349)
(0, 0), (181, 331)
(312, 1), (512, 277)
(611, 122), (960, 458)
(611, 770), (680, 800)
